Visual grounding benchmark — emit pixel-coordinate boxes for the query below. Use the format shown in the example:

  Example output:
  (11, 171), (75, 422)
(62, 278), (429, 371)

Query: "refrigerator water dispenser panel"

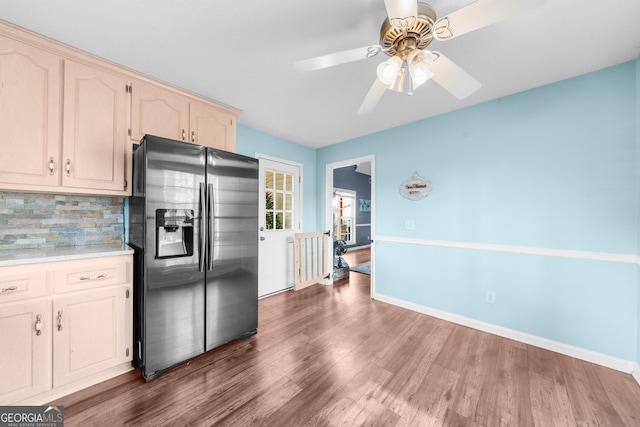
(156, 209), (194, 258)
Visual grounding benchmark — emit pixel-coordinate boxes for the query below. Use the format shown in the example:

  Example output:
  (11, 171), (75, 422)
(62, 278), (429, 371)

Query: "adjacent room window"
(265, 169), (294, 230)
(332, 189), (356, 245)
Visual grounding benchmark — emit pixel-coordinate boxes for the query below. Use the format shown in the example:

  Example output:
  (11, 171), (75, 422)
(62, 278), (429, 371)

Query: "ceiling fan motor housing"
(380, 2), (437, 59)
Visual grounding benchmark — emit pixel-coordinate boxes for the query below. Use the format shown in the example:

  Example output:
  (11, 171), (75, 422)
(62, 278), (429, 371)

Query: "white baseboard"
(633, 364), (640, 386)
(18, 362), (133, 405)
(373, 292), (636, 374)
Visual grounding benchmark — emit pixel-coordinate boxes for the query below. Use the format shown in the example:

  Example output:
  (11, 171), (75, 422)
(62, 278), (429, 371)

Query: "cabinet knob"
(191, 131), (196, 143)
(57, 310), (63, 331)
(48, 158), (55, 176)
(65, 159), (71, 177)
(34, 314), (42, 336)
(182, 129), (186, 141)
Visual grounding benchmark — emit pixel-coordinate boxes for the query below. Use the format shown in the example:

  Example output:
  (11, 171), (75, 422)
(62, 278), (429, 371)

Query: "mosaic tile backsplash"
(0, 192), (124, 251)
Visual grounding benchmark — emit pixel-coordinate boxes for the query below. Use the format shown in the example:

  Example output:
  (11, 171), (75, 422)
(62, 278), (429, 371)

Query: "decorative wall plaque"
(399, 172), (432, 201)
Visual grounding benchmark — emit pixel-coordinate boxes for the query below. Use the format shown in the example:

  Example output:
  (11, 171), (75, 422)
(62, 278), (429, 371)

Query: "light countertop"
(0, 243), (134, 267)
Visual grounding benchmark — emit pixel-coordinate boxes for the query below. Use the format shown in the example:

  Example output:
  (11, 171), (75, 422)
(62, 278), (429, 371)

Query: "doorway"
(257, 154), (302, 297)
(325, 155), (375, 295)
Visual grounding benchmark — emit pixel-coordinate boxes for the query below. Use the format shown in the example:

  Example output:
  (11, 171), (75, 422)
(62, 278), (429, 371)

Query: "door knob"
(260, 236), (266, 241)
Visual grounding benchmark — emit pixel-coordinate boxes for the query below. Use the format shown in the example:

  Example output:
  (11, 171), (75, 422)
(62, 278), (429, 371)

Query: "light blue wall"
(317, 61), (639, 361)
(236, 125), (317, 232)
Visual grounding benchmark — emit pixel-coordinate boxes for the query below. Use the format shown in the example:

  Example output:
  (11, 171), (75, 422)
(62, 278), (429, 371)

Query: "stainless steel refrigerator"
(128, 134), (258, 381)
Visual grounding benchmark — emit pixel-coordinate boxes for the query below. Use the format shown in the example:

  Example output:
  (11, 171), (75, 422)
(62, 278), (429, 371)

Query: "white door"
(258, 156), (301, 297)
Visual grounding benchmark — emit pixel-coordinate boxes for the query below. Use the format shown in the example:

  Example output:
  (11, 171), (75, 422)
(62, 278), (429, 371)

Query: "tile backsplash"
(0, 192), (124, 251)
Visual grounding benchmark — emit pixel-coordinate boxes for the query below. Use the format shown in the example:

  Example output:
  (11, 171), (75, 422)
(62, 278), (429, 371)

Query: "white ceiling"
(1, 1), (639, 149)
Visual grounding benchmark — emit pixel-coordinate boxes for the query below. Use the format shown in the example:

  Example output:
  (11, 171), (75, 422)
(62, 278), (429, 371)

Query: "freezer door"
(206, 148), (259, 350)
(142, 135), (206, 377)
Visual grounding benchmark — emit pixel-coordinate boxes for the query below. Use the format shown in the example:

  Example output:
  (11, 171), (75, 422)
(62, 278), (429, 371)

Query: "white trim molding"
(633, 364), (640, 386)
(375, 235), (640, 265)
(325, 155), (376, 294)
(373, 292), (637, 374)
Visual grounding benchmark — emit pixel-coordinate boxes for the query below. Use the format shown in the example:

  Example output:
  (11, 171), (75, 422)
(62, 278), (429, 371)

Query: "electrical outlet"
(485, 291), (496, 304)
(404, 219), (415, 230)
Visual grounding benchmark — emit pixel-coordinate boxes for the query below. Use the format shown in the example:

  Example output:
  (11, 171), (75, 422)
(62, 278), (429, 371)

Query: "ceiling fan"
(294, 0), (546, 115)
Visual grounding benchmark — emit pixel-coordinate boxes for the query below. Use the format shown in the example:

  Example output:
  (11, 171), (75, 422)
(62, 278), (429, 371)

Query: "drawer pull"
(79, 273), (107, 281)
(57, 310), (63, 331)
(1, 286), (18, 293)
(35, 314), (42, 336)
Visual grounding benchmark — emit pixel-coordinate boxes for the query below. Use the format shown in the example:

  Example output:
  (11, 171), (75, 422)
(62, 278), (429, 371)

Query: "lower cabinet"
(0, 300), (52, 403)
(53, 286), (129, 387)
(0, 254), (133, 405)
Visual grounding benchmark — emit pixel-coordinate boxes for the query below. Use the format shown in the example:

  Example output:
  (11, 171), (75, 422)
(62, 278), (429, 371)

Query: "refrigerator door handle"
(207, 183), (215, 271)
(199, 182), (206, 272)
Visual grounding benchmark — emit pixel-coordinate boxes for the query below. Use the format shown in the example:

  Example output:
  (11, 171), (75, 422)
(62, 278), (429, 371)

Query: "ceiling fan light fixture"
(390, 65), (405, 92)
(408, 50), (435, 89)
(376, 55), (403, 85)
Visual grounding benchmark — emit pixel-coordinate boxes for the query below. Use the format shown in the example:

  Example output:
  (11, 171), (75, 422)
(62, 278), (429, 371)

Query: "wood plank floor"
(53, 248), (640, 426)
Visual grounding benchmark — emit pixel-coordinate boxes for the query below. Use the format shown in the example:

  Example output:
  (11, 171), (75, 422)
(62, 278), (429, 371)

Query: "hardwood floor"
(53, 247), (640, 426)
(341, 246), (371, 268)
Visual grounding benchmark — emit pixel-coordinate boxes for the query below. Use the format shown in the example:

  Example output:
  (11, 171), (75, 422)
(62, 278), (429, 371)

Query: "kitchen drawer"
(52, 256), (130, 294)
(0, 268), (48, 304)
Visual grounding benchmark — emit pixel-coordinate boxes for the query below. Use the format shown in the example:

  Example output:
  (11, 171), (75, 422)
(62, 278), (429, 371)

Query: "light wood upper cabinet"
(130, 80), (190, 143)
(130, 81), (237, 152)
(62, 60), (130, 194)
(0, 36), (61, 187)
(190, 101), (236, 152)
(0, 299), (52, 404)
(0, 20), (238, 197)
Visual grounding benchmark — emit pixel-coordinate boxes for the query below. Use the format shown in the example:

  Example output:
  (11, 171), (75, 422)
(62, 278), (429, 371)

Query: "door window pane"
(265, 171), (274, 189)
(265, 169), (295, 230)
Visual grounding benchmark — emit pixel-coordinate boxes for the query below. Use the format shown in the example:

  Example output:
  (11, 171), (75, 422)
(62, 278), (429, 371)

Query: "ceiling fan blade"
(357, 79), (389, 115)
(434, 0), (546, 40)
(294, 45), (381, 73)
(384, 0), (418, 28)
(430, 52), (481, 99)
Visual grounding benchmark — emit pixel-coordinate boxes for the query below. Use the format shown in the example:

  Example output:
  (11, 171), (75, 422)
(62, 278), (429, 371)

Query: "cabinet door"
(189, 101), (236, 152)
(53, 287), (129, 387)
(62, 60), (129, 194)
(0, 36), (61, 187)
(130, 80), (190, 143)
(0, 300), (52, 404)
